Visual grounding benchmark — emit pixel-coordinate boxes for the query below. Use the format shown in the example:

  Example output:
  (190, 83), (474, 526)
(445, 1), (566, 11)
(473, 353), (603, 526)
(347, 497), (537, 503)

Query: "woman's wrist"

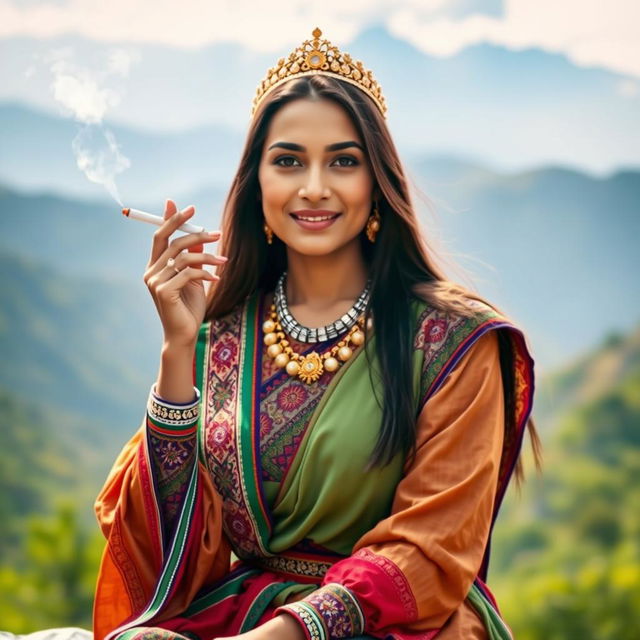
(156, 342), (197, 404)
(259, 614), (307, 640)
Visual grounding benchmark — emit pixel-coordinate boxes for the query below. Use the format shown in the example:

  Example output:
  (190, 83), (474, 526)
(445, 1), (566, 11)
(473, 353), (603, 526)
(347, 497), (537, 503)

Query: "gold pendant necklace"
(263, 303), (367, 384)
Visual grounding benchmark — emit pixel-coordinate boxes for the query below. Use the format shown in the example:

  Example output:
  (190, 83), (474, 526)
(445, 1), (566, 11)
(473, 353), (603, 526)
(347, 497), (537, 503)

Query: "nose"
(298, 164), (331, 201)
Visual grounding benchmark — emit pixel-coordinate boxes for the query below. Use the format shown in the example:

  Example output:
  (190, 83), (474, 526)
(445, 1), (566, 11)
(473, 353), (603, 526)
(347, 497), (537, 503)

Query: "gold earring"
(263, 221), (273, 245)
(366, 201), (381, 243)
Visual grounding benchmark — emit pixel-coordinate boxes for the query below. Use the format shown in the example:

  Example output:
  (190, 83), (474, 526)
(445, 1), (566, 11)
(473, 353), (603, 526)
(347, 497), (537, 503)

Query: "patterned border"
(254, 554), (336, 580)
(148, 383), (200, 427)
(353, 548), (418, 619)
(278, 582), (364, 640)
(279, 601), (327, 640)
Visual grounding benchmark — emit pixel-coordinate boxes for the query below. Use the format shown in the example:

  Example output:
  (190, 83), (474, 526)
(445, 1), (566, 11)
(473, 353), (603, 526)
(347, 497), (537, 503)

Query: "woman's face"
(258, 97), (375, 258)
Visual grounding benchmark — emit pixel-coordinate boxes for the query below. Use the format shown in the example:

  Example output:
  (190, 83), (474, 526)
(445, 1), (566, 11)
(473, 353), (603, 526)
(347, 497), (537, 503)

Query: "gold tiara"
(250, 27), (387, 120)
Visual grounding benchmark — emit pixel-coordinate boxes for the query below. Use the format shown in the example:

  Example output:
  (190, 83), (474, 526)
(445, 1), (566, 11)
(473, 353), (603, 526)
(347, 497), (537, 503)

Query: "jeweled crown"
(250, 27), (387, 120)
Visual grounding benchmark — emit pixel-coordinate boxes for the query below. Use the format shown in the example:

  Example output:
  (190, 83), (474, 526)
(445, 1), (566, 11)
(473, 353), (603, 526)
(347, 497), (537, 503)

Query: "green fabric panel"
(466, 583), (513, 639)
(268, 299), (427, 555)
(270, 582), (317, 607)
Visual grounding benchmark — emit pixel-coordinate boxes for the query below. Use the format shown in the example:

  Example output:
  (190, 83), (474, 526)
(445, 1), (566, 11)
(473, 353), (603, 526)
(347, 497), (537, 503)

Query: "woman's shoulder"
(409, 285), (505, 354)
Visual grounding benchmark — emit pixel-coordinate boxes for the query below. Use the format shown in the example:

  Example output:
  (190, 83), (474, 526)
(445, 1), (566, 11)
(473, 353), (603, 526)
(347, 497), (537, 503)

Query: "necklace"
(264, 273), (372, 384)
(274, 271), (371, 343)
(263, 306), (367, 384)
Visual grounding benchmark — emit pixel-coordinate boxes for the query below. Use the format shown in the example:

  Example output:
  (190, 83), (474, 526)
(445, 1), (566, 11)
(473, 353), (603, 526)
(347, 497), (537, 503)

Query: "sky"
(2, 0), (639, 79)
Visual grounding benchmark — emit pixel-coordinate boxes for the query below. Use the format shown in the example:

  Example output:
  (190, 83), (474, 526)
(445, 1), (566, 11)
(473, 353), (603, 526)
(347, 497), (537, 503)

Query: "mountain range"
(2, 150), (639, 371)
(2, 24), (639, 177)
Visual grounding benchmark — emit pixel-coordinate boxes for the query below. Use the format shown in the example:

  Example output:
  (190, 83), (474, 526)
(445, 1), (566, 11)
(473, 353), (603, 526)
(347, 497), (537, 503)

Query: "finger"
(164, 198), (178, 220)
(154, 228), (221, 272)
(149, 206), (196, 267)
(188, 242), (204, 271)
(148, 253), (224, 290)
(155, 266), (219, 297)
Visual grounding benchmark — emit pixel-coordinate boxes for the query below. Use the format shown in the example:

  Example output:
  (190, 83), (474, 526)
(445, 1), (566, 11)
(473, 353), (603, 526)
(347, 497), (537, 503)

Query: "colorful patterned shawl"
(93, 289), (535, 640)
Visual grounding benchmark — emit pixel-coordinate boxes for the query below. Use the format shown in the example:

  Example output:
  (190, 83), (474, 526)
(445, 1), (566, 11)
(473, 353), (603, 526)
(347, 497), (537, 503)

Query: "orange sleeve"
(92, 419), (231, 639)
(277, 329), (504, 638)
(355, 327), (504, 630)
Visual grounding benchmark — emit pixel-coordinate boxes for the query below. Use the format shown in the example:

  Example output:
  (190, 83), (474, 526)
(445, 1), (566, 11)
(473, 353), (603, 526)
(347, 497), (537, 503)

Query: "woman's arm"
(273, 329), (505, 639)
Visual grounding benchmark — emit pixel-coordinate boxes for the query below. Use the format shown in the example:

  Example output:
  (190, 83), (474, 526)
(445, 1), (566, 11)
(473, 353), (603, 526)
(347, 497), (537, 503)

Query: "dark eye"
(333, 156), (359, 167)
(274, 156), (301, 167)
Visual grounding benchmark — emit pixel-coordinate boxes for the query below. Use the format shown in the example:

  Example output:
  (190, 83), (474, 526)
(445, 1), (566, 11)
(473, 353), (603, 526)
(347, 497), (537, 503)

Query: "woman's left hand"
(215, 613), (306, 640)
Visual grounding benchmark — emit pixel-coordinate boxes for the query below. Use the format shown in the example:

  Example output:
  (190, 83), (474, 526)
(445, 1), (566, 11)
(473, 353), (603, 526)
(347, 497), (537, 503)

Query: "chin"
(284, 236), (346, 257)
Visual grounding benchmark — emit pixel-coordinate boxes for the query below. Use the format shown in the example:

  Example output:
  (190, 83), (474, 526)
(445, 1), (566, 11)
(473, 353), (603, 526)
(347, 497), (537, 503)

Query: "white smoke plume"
(46, 47), (139, 205)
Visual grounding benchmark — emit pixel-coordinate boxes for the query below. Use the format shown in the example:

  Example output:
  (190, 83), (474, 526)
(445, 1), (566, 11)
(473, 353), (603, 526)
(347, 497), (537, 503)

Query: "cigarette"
(122, 208), (209, 234)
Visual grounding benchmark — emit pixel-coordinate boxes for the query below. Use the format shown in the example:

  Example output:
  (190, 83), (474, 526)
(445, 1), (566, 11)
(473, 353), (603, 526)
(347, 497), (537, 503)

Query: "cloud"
(1, 0), (638, 77)
(389, 0), (640, 78)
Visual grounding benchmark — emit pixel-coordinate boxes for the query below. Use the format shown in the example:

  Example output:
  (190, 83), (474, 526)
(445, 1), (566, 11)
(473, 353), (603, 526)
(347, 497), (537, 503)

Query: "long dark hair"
(204, 74), (541, 479)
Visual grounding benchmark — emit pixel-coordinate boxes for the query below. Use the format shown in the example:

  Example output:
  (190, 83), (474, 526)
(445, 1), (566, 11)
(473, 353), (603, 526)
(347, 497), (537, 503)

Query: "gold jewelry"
(263, 222), (273, 245)
(365, 201), (381, 243)
(250, 27), (387, 121)
(263, 304), (366, 384)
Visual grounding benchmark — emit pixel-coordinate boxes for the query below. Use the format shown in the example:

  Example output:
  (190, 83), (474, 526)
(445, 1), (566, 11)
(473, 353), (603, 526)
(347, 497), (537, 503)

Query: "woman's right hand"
(144, 198), (226, 350)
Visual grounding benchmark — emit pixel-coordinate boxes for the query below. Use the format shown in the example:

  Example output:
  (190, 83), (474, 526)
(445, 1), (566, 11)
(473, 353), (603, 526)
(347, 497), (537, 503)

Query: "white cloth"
(0, 630), (92, 640)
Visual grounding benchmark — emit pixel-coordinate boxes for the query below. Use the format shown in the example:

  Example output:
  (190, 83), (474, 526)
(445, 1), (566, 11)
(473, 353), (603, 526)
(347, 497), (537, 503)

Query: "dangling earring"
(366, 201), (381, 243)
(263, 221), (273, 245)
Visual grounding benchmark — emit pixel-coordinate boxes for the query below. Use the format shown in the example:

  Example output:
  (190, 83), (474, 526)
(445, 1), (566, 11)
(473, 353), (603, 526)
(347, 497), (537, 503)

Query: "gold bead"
(338, 346), (352, 361)
(263, 319), (276, 333)
(274, 353), (290, 368)
(264, 333), (278, 346)
(351, 330), (365, 345)
(286, 360), (300, 376)
(324, 357), (339, 372)
(267, 343), (283, 358)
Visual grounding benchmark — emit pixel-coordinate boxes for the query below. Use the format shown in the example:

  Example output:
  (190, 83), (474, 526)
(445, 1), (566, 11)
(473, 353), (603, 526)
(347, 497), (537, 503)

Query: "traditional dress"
(92, 287), (535, 640)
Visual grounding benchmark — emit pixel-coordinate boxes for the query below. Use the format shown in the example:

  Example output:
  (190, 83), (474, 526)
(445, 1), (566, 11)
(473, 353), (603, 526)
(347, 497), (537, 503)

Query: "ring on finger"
(166, 257), (180, 274)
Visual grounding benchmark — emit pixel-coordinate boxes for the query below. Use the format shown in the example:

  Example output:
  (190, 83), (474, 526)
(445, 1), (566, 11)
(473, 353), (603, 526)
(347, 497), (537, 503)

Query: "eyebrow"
(267, 140), (364, 153)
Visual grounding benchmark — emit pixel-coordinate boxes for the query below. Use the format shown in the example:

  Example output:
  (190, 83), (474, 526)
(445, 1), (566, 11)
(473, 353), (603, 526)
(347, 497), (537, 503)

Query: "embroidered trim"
(302, 583), (365, 639)
(255, 554), (335, 579)
(354, 548), (418, 619)
(279, 601), (327, 640)
(147, 383), (200, 427)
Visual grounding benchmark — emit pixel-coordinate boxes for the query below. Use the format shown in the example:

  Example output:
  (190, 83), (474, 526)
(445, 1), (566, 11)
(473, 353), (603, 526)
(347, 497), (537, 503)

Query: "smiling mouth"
(290, 213), (342, 222)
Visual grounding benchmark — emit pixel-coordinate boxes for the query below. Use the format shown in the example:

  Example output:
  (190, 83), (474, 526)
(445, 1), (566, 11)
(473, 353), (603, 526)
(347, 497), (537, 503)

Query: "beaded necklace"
(263, 273), (372, 384)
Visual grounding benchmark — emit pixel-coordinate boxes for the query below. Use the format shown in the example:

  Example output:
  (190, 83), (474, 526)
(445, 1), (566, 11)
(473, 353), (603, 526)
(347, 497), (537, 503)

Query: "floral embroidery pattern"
(276, 382), (307, 412)
(412, 298), (502, 415)
(259, 329), (340, 483)
(302, 583), (365, 638)
(148, 430), (196, 536)
(278, 583), (364, 640)
(156, 440), (191, 470)
(210, 332), (239, 380)
(422, 317), (447, 344)
(202, 306), (265, 558)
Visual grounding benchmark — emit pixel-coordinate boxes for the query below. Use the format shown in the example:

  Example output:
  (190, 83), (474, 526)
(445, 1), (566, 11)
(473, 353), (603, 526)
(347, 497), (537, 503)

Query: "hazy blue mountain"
(407, 159), (640, 370)
(2, 154), (639, 369)
(0, 248), (164, 470)
(0, 102), (240, 203)
(2, 23), (639, 183)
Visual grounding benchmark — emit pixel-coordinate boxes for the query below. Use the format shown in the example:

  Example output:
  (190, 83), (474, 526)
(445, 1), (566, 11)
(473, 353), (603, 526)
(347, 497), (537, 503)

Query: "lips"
(290, 210), (341, 222)
(290, 210), (342, 231)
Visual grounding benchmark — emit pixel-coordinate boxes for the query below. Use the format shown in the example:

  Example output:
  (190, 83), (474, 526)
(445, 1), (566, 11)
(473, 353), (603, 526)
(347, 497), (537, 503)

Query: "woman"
(93, 28), (539, 640)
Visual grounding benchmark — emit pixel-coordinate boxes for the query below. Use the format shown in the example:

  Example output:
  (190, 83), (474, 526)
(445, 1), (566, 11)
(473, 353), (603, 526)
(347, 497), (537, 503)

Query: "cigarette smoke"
(46, 47), (139, 205)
